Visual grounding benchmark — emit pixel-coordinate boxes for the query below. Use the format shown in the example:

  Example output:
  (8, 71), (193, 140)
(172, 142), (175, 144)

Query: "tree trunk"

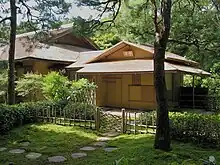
(8, 0), (17, 105)
(153, 0), (172, 151)
(153, 39), (171, 151)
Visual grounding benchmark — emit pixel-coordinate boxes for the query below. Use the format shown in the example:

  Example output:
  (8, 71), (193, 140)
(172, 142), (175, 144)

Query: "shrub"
(16, 73), (44, 102)
(0, 101), (64, 134)
(170, 112), (220, 147)
(42, 72), (71, 101)
(0, 70), (8, 103)
(70, 78), (97, 103)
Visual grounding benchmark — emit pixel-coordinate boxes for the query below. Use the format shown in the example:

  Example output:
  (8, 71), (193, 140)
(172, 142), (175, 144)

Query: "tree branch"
(0, 17), (11, 24)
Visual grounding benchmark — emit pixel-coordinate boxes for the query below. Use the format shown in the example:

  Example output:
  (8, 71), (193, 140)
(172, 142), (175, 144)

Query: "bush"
(0, 101), (64, 135)
(170, 112), (220, 147)
(42, 72), (71, 101)
(16, 73), (44, 102)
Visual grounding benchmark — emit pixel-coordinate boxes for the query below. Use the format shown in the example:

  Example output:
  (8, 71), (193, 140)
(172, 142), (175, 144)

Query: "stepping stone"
(92, 142), (107, 147)
(97, 137), (111, 142)
(48, 156), (66, 163)
(71, 153), (87, 159)
(9, 149), (25, 154)
(20, 142), (30, 147)
(80, 146), (96, 151)
(25, 152), (42, 159)
(0, 147), (7, 152)
(102, 132), (120, 137)
(104, 147), (118, 152)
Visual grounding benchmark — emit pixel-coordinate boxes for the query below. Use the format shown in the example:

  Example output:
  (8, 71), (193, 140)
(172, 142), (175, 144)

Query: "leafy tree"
(74, 0), (172, 150)
(42, 72), (71, 101)
(0, 0), (71, 104)
(92, 30), (120, 49)
(16, 73), (43, 102)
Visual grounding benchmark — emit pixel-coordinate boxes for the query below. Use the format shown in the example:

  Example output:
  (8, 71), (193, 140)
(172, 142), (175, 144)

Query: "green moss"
(0, 124), (219, 165)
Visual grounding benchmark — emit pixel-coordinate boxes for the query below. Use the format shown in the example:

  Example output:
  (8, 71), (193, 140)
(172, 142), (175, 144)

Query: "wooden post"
(54, 106), (56, 124)
(134, 112), (137, 135)
(192, 75), (195, 109)
(121, 108), (126, 133)
(63, 108), (66, 126)
(95, 108), (100, 131)
(60, 107), (62, 124)
(75, 72), (78, 81)
(145, 113), (148, 134)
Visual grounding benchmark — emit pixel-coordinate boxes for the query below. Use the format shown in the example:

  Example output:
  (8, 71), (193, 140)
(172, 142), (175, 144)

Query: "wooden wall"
(94, 73), (157, 110)
(99, 45), (152, 62)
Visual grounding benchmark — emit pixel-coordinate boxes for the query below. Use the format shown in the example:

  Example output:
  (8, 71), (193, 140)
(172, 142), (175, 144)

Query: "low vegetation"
(0, 124), (219, 165)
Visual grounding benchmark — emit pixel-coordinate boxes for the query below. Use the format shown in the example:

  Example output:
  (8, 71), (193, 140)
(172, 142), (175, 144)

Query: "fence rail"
(36, 103), (97, 130)
(124, 109), (156, 134)
(34, 105), (157, 134)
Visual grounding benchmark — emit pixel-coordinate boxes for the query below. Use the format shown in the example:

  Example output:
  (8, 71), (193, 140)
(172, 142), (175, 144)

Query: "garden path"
(0, 131), (120, 164)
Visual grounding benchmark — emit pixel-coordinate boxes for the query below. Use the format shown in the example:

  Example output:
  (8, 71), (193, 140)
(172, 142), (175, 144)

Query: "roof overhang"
(15, 56), (76, 64)
(76, 59), (210, 76)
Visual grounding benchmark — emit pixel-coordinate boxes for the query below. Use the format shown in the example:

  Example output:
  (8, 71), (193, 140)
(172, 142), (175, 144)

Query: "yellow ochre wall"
(90, 72), (176, 110)
(100, 45), (152, 62)
(93, 73), (157, 110)
(33, 61), (50, 74)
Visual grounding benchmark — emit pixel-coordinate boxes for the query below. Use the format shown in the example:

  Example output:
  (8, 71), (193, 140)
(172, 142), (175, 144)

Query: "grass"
(0, 124), (220, 165)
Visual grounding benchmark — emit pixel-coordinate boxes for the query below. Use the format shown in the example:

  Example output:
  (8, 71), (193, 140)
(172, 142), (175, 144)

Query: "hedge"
(0, 101), (66, 135)
(170, 112), (220, 147)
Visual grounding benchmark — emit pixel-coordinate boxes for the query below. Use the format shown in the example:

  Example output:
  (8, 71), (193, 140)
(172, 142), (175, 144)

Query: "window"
(132, 74), (141, 85)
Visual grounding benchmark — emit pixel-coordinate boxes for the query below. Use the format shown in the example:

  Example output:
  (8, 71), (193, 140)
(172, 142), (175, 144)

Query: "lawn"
(0, 124), (219, 165)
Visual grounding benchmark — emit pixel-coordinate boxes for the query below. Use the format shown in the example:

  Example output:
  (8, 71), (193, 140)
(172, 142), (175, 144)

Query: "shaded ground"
(0, 124), (219, 165)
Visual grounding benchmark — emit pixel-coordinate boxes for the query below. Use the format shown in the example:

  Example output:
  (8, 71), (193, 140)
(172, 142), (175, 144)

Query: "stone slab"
(0, 147), (7, 152)
(92, 142), (107, 147)
(80, 146), (96, 151)
(104, 147), (118, 152)
(25, 152), (42, 159)
(97, 137), (111, 142)
(20, 142), (30, 147)
(9, 149), (25, 154)
(102, 132), (120, 137)
(71, 153), (87, 158)
(48, 156), (66, 163)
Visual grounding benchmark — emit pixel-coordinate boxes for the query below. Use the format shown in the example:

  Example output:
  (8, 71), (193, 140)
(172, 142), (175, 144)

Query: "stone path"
(20, 142), (30, 147)
(0, 147), (7, 152)
(104, 147), (118, 152)
(48, 156), (67, 163)
(9, 149), (25, 154)
(80, 146), (96, 151)
(71, 153), (87, 159)
(25, 152), (42, 159)
(1, 131), (120, 163)
(92, 142), (107, 147)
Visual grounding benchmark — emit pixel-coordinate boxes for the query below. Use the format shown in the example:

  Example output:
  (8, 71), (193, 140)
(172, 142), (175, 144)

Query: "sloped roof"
(16, 23), (99, 50)
(76, 59), (210, 75)
(66, 50), (104, 68)
(0, 38), (80, 62)
(87, 41), (199, 67)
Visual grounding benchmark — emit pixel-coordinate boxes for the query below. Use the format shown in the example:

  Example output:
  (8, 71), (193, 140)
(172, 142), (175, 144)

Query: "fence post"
(121, 108), (126, 133)
(95, 108), (100, 131)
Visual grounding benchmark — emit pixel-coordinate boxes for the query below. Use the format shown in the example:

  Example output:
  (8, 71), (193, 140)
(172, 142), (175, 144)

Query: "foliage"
(0, 101), (58, 134)
(0, 124), (97, 165)
(0, 70), (8, 103)
(16, 73), (44, 102)
(42, 72), (71, 101)
(92, 29), (121, 49)
(170, 112), (220, 147)
(1, 126), (219, 165)
(64, 78), (97, 119)
(202, 63), (220, 96)
(70, 78), (97, 102)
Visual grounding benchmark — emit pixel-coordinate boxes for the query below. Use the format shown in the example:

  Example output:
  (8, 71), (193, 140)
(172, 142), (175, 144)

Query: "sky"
(1, 0), (99, 24)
